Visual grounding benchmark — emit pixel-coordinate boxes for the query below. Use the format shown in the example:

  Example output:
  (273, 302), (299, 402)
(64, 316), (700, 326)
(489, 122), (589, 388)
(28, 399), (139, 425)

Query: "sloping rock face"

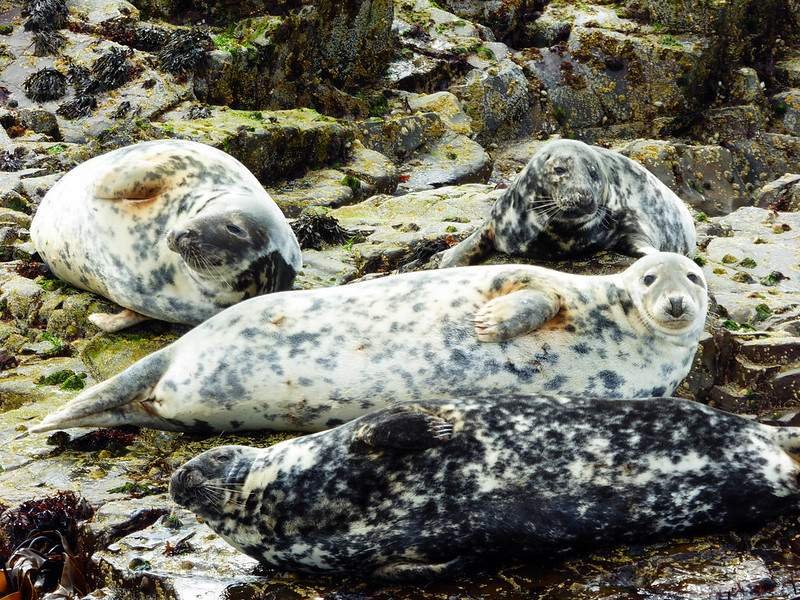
(3, 0), (800, 597)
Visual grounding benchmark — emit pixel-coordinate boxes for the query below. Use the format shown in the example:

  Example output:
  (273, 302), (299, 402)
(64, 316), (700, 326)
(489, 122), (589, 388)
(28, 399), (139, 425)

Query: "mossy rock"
(81, 330), (181, 381)
(154, 108), (353, 184)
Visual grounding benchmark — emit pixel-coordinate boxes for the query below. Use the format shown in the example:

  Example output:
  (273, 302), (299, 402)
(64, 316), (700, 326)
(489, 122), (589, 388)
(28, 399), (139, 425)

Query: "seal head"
(165, 191), (294, 294)
(530, 139), (606, 225)
(623, 252), (707, 337)
(170, 445), (257, 522)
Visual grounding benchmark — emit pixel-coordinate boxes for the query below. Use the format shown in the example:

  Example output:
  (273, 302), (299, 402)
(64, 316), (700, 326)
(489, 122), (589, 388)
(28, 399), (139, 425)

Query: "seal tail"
(28, 348), (172, 433)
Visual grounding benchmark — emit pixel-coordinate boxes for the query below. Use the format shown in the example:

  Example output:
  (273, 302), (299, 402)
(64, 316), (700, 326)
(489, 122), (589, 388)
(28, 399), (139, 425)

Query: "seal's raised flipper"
(474, 289), (560, 342)
(437, 221), (495, 268)
(350, 407), (454, 452)
(372, 557), (469, 581)
(89, 308), (151, 333)
(94, 147), (182, 200)
(28, 349), (172, 433)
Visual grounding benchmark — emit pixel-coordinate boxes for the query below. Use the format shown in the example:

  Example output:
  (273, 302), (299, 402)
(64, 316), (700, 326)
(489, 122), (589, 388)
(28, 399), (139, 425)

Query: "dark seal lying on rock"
(169, 395), (800, 580)
(31, 253), (707, 434)
(30, 140), (302, 332)
(431, 139), (696, 268)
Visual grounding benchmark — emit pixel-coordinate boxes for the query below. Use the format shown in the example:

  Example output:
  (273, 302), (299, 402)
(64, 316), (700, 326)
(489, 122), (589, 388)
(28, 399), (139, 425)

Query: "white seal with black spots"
(169, 395), (800, 580)
(31, 252), (708, 433)
(433, 139), (696, 268)
(30, 140), (302, 332)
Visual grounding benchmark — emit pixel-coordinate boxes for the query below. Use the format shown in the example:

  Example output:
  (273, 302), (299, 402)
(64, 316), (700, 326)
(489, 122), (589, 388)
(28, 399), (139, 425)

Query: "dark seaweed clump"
(57, 95), (97, 119)
(158, 28), (213, 75)
(0, 147), (26, 171)
(292, 213), (358, 250)
(23, 68), (67, 102)
(186, 104), (212, 119)
(0, 491), (93, 557)
(67, 63), (93, 95)
(22, 0), (68, 31)
(91, 46), (135, 91)
(32, 30), (65, 56)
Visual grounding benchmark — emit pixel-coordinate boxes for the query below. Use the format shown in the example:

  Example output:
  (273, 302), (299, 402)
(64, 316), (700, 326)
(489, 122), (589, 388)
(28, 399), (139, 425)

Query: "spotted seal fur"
(30, 140), (302, 332)
(169, 394), (800, 580)
(31, 252), (707, 433)
(432, 139), (696, 268)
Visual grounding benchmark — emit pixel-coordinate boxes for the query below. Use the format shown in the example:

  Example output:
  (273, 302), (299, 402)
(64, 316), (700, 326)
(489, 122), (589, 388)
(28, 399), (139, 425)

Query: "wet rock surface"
(1, 0), (800, 597)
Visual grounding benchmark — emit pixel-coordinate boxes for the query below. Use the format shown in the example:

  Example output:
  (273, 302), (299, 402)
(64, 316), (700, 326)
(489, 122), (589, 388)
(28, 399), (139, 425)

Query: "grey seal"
(30, 252), (708, 434)
(169, 394), (800, 580)
(433, 139), (696, 268)
(30, 139), (302, 332)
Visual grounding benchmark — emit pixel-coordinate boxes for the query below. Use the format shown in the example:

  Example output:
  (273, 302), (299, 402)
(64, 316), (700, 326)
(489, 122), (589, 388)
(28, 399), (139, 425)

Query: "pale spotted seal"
(169, 395), (800, 580)
(31, 252), (707, 433)
(432, 139), (696, 268)
(30, 140), (302, 332)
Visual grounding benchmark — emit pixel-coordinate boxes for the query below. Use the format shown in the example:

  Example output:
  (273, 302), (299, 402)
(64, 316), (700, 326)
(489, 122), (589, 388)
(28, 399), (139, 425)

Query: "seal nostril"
(668, 297), (684, 317)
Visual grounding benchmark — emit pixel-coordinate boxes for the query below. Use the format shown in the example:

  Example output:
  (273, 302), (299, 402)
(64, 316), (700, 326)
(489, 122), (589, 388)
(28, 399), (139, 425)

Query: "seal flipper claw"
(351, 408), (454, 452)
(89, 308), (151, 333)
(474, 289), (560, 342)
(29, 349), (172, 433)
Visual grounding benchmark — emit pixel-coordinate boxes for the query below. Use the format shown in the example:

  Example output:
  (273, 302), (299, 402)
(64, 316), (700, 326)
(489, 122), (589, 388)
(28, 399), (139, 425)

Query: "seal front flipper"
(28, 348), (173, 433)
(89, 308), (151, 333)
(474, 289), (560, 342)
(437, 221), (495, 268)
(350, 406), (454, 452)
(93, 146), (182, 201)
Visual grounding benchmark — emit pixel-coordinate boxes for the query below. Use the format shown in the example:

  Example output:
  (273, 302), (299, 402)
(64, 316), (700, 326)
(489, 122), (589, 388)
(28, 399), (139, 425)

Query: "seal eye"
(226, 224), (246, 238)
(554, 166), (567, 175)
(643, 274), (656, 286)
(687, 273), (701, 285)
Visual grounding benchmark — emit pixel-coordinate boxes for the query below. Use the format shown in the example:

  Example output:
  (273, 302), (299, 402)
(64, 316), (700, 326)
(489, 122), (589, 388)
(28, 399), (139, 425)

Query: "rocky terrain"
(1, 0), (800, 597)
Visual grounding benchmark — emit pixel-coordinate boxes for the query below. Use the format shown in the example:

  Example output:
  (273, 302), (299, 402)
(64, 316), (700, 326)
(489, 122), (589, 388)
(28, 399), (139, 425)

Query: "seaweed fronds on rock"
(22, 0), (68, 31)
(0, 491), (93, 557)
(23, 67), (66, 102)
(0, 147), (27, 171)
(291, 213), (359, 250)
(158, 28), (213, 75)
(56, 95), (97, 119)
(91, 46), (135, 91)
(66, 63), (93, 95)
(32, 30), (65, 56)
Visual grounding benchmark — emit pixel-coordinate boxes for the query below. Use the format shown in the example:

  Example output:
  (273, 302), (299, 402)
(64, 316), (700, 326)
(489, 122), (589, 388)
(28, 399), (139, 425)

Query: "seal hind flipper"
(474, 289), (560, 342)
(437, 221), (495, 268)
(350, 407), (454, 452)
(29, 349), (172, 433)
(88, 308), (151, 333)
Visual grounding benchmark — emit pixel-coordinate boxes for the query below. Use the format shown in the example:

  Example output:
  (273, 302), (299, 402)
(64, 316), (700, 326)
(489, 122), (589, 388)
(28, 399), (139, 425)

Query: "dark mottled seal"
(434, 139), (696, 268)
(169, 395), (800, 580)
(30, 140), (302, 332)
(32, 253), (707, 434)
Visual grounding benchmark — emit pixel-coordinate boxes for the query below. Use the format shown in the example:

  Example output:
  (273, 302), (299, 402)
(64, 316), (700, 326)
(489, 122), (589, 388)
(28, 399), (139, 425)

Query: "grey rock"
(619, 139), (748, 217)
(19, 109), (62, 141)
(398, 133), (492, 192)
(18, 172), (64, 203)
(771, 89), (800, 136)
(358, 112), (445, 161)
(452, 58), (533, 143)
(753, 173), (800, 211)
(66, 0), (139, 25)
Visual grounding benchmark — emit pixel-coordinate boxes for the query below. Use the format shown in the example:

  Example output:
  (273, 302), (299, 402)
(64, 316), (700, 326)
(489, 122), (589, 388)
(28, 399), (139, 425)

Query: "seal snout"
(169, 467), (204, 507)
(166, 227), (197, 253)
(666, 296), (685, 318)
